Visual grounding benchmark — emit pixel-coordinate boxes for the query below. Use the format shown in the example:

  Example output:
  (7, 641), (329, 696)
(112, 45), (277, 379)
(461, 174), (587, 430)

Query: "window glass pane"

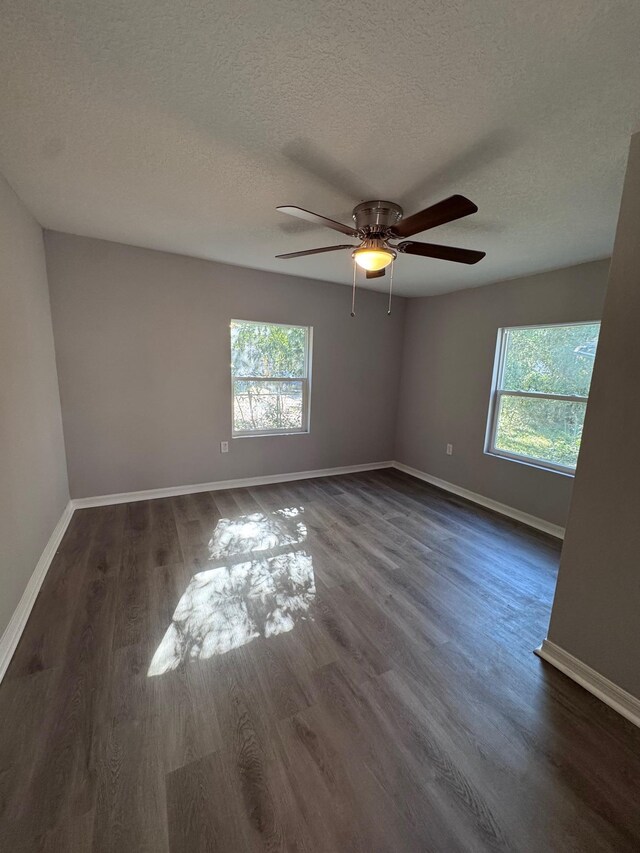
(231, 321), (306, 378)
(233, 380), (303, 433)
(495, 395), (587, 469)
(501, 323), (599, 396)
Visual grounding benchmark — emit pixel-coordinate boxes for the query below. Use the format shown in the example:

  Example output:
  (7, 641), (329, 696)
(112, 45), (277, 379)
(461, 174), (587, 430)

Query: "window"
(230, 320), (311, 436)
(486, 321), (600, 474)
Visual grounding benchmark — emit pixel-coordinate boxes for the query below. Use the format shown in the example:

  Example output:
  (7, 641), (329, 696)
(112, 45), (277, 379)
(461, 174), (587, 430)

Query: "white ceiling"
(1, 1), (640, 297)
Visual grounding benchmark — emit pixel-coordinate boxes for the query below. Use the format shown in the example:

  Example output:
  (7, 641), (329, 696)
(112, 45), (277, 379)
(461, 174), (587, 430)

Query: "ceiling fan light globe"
(352, 247), (396, 272)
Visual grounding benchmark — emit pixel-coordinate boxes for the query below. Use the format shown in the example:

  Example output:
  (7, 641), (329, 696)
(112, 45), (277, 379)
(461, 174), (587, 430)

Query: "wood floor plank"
(91, 722), (169, 853)
(301, 661), (475, 851)
(22, 569), (117, 830)
(2, 470), (640, 851)
(0, 668), (57, 822)
(166, 749), (252, 853)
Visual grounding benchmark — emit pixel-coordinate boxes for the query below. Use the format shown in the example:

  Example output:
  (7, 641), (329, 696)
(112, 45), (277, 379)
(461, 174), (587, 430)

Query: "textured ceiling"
(1, 1), (640, 296)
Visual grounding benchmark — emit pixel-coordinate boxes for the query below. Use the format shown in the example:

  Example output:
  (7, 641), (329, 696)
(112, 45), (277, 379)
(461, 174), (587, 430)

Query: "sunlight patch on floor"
(207, 507), (306, 559)
(148, 548), (315, 676)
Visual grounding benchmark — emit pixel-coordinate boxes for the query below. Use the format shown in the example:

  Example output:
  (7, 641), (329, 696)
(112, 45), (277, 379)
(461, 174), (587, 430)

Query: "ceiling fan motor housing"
(352, 200), (403, 236)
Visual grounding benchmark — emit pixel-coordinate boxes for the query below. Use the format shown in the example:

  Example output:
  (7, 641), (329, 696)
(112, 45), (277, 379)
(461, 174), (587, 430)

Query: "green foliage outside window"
(231, 321), (306, 378)
(493, 323), (599, 470)
(231, 321), (309, 433)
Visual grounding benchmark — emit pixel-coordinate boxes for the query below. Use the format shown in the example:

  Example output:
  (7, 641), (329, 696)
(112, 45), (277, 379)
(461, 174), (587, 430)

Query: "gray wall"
(0, 176), (69, 638)
(547, 133), (640, 699)
(394, 259), (609, 528)
(45, 232), (405, 499)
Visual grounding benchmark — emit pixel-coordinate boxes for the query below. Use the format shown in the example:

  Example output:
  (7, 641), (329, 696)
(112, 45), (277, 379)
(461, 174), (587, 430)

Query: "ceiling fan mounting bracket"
(352, 200), (403, 236)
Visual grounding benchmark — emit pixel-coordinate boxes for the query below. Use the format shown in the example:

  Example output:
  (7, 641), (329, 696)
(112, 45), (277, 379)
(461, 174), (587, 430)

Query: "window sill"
(484, 449), (575, 478)
(232, 430), (310, 439)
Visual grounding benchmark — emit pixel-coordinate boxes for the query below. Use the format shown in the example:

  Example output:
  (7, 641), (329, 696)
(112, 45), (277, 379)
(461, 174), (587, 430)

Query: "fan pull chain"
(351, 259), (357, 317)
(387, 260), (394, 315)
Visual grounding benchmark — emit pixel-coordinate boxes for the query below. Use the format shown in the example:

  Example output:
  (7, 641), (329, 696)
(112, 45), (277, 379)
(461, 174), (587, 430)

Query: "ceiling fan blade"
(277, 205), (358, 237)
(275, 244), (355, 259)
(398, 241), (486, 265)
(366, 269), (386, 279)
(391, 195), (478, 238)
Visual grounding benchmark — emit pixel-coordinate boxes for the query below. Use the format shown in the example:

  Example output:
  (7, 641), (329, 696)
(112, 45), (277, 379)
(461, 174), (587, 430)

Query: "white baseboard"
(535, 639), (640, 729)
(71, 461), (395, 509)
(0, 501), (74, 683)
(71, 461), (564, 544)
(391, 461), (565, 539)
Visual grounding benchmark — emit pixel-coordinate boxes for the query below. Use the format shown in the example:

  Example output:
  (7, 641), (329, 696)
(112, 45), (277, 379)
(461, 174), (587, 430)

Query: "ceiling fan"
(275, 195), (486, 281)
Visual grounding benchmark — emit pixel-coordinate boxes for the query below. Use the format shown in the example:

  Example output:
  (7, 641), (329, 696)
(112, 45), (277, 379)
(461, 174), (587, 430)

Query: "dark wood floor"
(1, 469), (639, 851)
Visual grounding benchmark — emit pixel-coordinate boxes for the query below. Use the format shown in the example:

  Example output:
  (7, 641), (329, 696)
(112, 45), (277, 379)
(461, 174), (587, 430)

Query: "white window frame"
(485, 320), (599, 476)
(230, 319), (312, 438)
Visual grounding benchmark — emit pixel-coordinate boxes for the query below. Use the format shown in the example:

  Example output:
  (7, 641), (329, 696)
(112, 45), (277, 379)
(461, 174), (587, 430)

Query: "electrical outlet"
(220, 441), (229, 453)
(446, 443), (453, 456)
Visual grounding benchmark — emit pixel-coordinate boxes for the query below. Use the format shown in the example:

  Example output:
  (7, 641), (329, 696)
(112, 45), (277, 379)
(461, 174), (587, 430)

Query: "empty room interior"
(2, 2), (640, 850)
